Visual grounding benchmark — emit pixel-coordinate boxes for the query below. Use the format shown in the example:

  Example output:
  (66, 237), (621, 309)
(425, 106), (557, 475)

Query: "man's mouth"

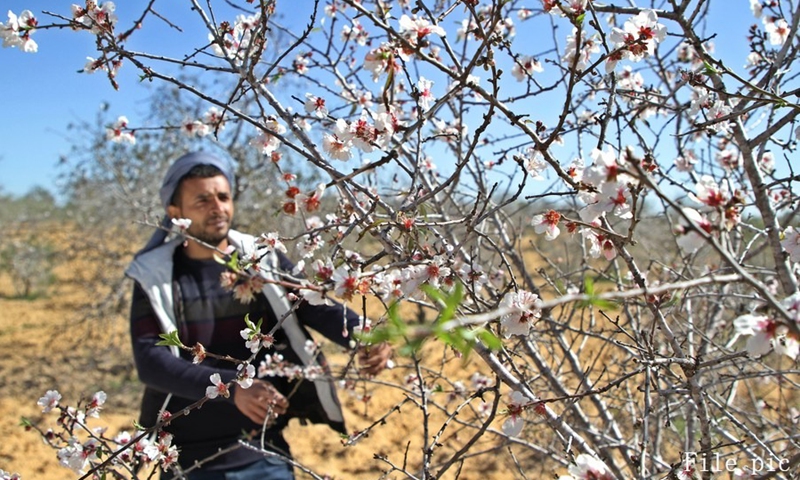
(207, 217), (229, 228)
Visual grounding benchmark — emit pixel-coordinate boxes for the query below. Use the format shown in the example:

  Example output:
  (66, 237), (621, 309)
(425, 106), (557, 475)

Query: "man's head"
(134, 152), (236, 258)
(167, 164), (234, 249)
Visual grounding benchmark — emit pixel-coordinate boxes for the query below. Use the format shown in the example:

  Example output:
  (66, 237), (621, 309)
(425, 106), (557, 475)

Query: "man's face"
(167, 175), (234, 247)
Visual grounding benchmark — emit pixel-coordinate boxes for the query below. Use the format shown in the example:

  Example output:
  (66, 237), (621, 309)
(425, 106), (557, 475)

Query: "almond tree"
(2, 1), (799, 479)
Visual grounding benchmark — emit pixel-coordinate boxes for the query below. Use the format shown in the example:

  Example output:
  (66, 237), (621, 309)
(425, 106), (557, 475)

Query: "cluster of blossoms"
(34, 390), (178, 475)
(321, 108), (401, 160)
(501, 390), (542, 436)
(456, 3), (516, 43)
(341, 19), (370, 46)
(0, 10), (37, 53)
(750, 0), (792, 45)
(673, 175), (745, 253)
(499, 290), (543, 337)
(562, 26), (600, 71)
(220, 269), (265, 304)
(606, 10), (667, 72)
(258, 352), (325, 380)
(210, 11), (267, 65)
(71, 1), (118, 35)
(511, 55), (544, 82)
(360, 14), (445, 81)
(557, 454), (614, 480)
(529, 145), (647, 261)
(106, 115), (135, 144)
(733, 293), (800, 359)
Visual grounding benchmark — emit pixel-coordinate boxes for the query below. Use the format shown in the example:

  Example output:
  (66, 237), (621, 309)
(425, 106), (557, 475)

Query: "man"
(126, 151), (391, 479)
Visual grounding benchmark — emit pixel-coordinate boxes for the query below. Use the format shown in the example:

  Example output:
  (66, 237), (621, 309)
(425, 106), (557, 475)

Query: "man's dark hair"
(170, 164), (226, 206)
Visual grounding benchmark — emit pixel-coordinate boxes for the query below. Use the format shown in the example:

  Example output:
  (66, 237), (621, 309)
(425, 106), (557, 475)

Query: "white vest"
(125, 229), (345, 427)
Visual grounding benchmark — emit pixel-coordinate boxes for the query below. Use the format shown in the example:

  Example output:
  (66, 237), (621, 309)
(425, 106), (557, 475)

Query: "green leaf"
(156, 330), (183, 347)
(660, 292), (682, 309)
(477, 329), (502, 350)
(575, 13), (586, 25)
(703, 61), (718, 75)
(584, 277), (595, 296)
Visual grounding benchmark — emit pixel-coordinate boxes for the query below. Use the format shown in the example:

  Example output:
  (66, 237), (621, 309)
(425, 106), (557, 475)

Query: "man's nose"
(210, 196), (226, 213)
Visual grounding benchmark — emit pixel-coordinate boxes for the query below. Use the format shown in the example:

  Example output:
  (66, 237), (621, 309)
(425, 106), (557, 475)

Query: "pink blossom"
(191, 343), (206, 364)
(106, 116), (135, 144)
(339, 111), (378, 152)
(585, 146), (621, 186)
(758, 151), (775, 173)
(249, 116), (286, 155)
(73, 1), (118, 34)
(233, 276), (264, 304)
(608, 10), (667, 64)
(715, 148), (741, 170)
(1, 10), (38, 53)
(86, 391), (107, 418)
(208, 12), (263, 64)
(295, 183), (326, 213)
(341, 19), (369, 46)
(332, 266), (366, 301)
(293, 54), (309, 74)
(674, 208), (713, 254)
(750, 0), (763, 18)
(568, 453), (613, 480)
(502, 390), (535, 436)
(299, 284), (332, 306)
(512, 55), (543, 81)
(417, 77), (435, 111)
(734, 313), (799, 360)
(781, 226), (800, 262)
(674, 151), (698, 173)
(304, 93), (328, 118)
(57, 437), (99, 474)
(235, 363), (256, 389)
(298, 234), (325, 258)
(518, 8), (533, 20)
(255, 232), (287, 254)
(531, 210), (561, 241)
(181, 119), (210, 138)
(691, 175), (729, 208)
(171, 217), (192, 232)
(584, 181), (633, 221)
(323, 119), (353, 160)
(398, 14), (446, 43)
(373, 269), (405, 301)
(203, 106), (225, 130)
(562, 28), (599, 71)
(765, 18), (791, 46)
(37, 390), (62, 413)
(500, 290), (542, 337)
(364, 45), (399, 81)
(206, 373), (230, 399)
(524, 148), (548, 179)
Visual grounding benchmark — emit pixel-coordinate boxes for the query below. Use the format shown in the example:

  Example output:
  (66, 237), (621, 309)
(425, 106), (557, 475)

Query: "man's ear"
(167, 204), (181, 220)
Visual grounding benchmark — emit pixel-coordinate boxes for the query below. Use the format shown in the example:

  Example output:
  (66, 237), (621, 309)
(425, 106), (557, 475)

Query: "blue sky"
(0, 2), (755, 198)
(0, 1), (211, 198)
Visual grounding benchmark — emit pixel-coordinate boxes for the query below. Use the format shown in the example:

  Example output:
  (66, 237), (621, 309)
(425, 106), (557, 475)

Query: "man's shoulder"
(125, 237), (183, 283)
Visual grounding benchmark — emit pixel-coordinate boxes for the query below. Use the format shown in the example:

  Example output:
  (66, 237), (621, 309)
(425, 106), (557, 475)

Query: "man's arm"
(130, 282), (237, 400)
(131, 282), (288, 423)
(274, 252), (392, 375)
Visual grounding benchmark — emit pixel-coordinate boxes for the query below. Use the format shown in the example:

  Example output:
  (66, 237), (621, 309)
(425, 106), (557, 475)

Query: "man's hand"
(358, 341), (393, 376)
(233, 379), (289, 425)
